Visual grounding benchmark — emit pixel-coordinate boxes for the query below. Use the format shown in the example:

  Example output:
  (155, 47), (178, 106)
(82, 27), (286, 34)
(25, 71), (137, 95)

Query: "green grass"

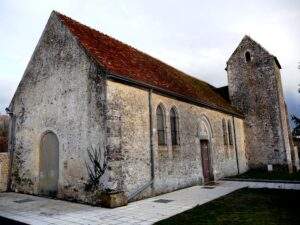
(155, 188), (300, 225)
(229, 169), (300, 181)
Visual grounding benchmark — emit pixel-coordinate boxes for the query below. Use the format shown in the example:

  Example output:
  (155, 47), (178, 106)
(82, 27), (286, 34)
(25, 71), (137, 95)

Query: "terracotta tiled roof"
(56, 12), (242, 116)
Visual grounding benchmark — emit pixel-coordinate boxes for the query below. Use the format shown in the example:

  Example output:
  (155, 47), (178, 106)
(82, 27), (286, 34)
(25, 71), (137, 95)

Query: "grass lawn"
(229, 169), (300, 181)
(155, 188), (300, 225)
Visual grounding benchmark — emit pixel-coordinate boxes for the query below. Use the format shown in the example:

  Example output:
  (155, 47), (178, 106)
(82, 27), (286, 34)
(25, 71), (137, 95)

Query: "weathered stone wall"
(106, 80), (248, 200)
(275, 68), (293, 170)
(9, 13), (107, 203)
(293, 146), (300, 171)
(0, 153), (9, 192)
(227, 36), (292, 168)
(105, 81), (151, 197)
(234, 118), (248, 174)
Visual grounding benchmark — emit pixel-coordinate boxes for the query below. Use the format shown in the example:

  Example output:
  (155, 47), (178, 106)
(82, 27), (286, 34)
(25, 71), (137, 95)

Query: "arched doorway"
(39, 131), (59, 196)
(198, 117), (214, 183)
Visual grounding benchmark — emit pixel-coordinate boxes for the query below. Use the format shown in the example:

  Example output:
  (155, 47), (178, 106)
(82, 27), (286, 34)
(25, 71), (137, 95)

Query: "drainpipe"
(5, 107), (15, 191)
(128, 89), (155, 201)
(148, 89), (155, 183)
(232, 116), (240, 174)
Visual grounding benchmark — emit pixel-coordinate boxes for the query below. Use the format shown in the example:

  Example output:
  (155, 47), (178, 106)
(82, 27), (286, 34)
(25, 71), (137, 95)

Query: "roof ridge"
(243, 35), (273, 56)
(54, 11), (212, 88)
(53, 11), (242, 116)
(227, 34), (281, 69)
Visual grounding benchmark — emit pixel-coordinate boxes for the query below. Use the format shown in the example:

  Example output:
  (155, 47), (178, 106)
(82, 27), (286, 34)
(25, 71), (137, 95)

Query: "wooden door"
(39, 131), (59, 196)
(200, 140), (213, 183)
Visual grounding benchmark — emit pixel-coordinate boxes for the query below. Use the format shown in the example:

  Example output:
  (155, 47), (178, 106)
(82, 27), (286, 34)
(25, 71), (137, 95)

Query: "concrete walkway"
(0, 181), (299, 225)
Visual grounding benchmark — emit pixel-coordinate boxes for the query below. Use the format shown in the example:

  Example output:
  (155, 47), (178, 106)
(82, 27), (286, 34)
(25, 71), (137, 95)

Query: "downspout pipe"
(149, 89), (155, 182)
(232, 116), (240, 174)
(128, 89), (155, 201)
(5, 107), (15, 191)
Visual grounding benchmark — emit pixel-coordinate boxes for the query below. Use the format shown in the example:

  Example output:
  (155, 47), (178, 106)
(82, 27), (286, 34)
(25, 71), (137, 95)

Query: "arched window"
(222, 119), (228, 145)
(156, 104), (166, 145)
(228, 120), (233, 145)
(245, 51), (251, 62)
(170, 107), (178, 145)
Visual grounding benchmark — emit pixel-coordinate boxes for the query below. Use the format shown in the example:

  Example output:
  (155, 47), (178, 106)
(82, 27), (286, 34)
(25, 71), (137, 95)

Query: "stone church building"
(5, 11), (295, 205)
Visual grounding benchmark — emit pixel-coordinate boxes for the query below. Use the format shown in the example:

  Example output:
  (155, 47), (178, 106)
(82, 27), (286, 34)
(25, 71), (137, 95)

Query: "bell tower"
(226, 35), (292, 171)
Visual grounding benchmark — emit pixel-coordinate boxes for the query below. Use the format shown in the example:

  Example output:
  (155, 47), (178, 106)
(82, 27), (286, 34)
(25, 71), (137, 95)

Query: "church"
(5, 11), (296, 205)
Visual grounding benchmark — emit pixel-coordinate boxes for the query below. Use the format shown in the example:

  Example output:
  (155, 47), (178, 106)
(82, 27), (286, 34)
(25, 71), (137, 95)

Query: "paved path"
(0, 181), (299, 225)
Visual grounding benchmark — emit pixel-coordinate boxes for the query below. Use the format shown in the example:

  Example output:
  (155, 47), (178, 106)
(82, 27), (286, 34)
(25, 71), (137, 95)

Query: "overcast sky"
(0, 0), (299, 121)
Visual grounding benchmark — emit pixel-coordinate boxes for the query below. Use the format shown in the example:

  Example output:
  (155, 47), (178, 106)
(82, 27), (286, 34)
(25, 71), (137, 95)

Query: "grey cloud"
(0, 0), (299, 118)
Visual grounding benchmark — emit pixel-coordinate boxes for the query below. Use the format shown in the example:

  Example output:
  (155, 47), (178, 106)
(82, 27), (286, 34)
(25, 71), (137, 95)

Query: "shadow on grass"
(229, 168), (300, 181)
(155, 188), (300, 225)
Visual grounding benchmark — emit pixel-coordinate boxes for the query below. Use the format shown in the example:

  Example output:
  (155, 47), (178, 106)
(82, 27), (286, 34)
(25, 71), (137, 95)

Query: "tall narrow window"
(222, 119), (228, 145)
(156, 104), (166, 145)
(228, 120), (233, 145)
(170, 107), (178, 145)
(245, 51), (251, 62)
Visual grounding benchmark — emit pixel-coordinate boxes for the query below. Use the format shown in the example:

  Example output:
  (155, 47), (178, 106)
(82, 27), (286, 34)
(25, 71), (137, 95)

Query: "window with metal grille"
(170, 107), (178, 145)
(156, 104), (166, 145)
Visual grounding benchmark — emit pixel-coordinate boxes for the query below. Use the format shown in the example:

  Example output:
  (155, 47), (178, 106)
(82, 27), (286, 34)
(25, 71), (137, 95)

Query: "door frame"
(200, 139), (214, 183)
(198, 115), (214, 184)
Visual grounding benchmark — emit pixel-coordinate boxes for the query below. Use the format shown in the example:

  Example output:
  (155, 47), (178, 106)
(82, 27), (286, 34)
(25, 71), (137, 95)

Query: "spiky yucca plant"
(85, 147), (107, 191)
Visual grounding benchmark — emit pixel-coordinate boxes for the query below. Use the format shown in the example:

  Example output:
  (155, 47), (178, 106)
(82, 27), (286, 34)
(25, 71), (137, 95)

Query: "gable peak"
(227, 35), (281, 69)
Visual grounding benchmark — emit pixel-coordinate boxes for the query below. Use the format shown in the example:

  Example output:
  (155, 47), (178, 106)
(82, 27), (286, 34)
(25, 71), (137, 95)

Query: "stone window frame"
(244, 50), (252, 63)
(170, 106), (180, 146)
(222, 118), (228, 146)
(156, 103), (167, 146)
(227, 119), (234, 146)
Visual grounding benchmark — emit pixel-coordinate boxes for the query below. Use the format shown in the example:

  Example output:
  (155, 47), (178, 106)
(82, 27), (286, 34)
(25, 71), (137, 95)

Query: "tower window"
(245, 51), (251, 62)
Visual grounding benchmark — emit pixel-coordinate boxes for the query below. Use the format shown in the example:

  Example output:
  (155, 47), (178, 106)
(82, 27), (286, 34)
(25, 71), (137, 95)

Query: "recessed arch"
(227, 119), (233, 145)
(245, 51), (251, 62)
(198, 114), (213, 140)
(222, 118), (228, 146)
(39, 130), (59, 196)
(198, 115), (214, 183)
(156, 103), (166, 145)
(170, 106), (179, 145)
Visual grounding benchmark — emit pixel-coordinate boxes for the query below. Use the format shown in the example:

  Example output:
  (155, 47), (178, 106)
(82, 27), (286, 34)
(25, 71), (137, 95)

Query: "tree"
(292, 115), (300, 136)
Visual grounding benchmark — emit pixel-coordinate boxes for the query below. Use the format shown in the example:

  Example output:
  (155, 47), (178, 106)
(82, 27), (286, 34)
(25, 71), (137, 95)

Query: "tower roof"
(227, 35), (281, 69)
(55, 11), (242, 116)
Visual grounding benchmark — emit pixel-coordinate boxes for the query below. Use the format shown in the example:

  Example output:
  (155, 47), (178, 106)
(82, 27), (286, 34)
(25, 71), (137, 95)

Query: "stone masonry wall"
(227, 36), (291, 168)
(9, 13), (107, 203)
(105, 81), (151, 195)
(106, 80), (248, 200)
(274, 66), (293, 170)
(0, 153), (9, 192)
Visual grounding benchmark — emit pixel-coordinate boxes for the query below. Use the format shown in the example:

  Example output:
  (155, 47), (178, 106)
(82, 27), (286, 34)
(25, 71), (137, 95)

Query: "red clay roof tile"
(56, 12), (242, 116)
